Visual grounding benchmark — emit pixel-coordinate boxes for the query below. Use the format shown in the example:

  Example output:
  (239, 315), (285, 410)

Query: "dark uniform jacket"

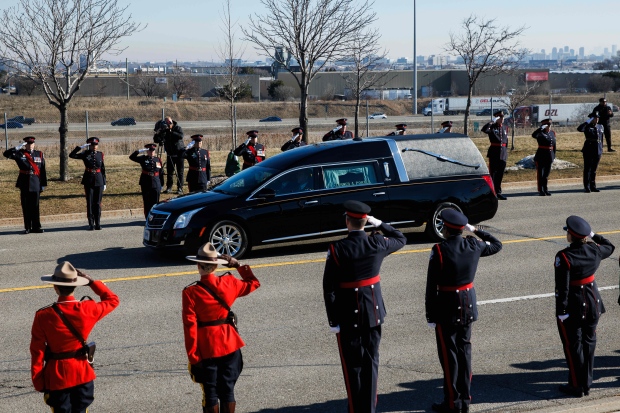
(281, 139), (307, 151)
(129, 152), (164, 190)
(154, 121), (185, 155)
(482, 123), (509, 161)
(531, 128), (557, 163)
(233, 142), (266, 168)
(70, 147), (106, 187)
(554, 234), (615, 319)
(593, 104), (614, 126)
(322, 130), (354, 141)
(3, 148), (47, 192)
(578, 122), (604, 157)
(425, 230), (502, 325)
(323, 224), (406, 330)
(183, 148), (211, 184)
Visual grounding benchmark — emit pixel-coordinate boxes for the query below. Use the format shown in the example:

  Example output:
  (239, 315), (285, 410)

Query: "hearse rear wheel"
(425, 202), (463, 242)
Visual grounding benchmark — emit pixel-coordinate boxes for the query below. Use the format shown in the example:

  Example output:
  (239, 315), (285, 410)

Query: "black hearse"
(143, 134), (498, 258)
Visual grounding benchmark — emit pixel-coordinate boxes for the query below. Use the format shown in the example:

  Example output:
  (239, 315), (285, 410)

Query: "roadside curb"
(526, 394), (620, 413)
(502, 174), (620, 190)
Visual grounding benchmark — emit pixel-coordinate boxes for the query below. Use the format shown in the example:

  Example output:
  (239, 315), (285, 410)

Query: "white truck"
(422, 96), (509, 116)
(512, 103), (609, 127)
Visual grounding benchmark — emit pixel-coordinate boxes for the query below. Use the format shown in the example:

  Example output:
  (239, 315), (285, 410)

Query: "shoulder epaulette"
(80, 295), (93, 301)
(36, 304), (53, 312)
(183, 281), (199, 290)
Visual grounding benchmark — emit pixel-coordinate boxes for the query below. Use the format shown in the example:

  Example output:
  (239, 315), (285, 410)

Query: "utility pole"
(412, 0), (417, 115)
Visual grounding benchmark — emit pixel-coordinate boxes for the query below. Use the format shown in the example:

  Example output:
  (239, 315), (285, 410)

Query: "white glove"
(138, 148), (148, 153)
(80, 144), (90, 149)
(244, 138), (251, 146)
(291, 133), (299, 141)
(14, 142), (26, 150)
(41, 186), (46, 191)
(589, 231), (595, 238)
(186, 141), (195, 150)
(587, 117), (594, 124)
(332, 125), (343, 133)
(491, 116), (498, 123)
(465, 224), (476, 232)
(427, 322), (436, 328)
(329, 325), (340, 334)
(541, 124), (548, 130)
(438, 127), (447, 133)
(103, 185), (107, 191)
(366, 216), (382, 227)
(558, 314), (569, 322)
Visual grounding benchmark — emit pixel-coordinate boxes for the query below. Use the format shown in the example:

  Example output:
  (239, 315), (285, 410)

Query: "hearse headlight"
(173, 208), (202, 229)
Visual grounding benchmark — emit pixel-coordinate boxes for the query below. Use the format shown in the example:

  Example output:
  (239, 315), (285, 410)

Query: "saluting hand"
(76, 269), (94, 286)
(221, 254), (240, 268)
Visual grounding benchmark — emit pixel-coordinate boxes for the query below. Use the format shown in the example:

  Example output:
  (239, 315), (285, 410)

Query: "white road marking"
(478, 285), (618, 305)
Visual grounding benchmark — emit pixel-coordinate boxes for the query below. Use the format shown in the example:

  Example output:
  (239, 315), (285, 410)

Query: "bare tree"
(14, 76), (40, 96)
(131, 72), (166, 97)
(243, 0), (376, 141)
(217, 0), (246, 149)
(445, 15), (527, 135)
(0, 0), (142, 181)
(495, 80), (540, 149)
(171, 72), (199, 98)
(340, 28), (391, 138)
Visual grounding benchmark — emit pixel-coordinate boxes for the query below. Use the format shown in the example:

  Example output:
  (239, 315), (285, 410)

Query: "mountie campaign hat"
(343, 200), (370, 219)
(41, 261), (90, 286)
(395, 123), (407, 129)
(86, 137), (100, 144)
(186, 242), (230, 265)
(540, 118), (552, 125)
(23, 136), (36, 143)
(145, 143), (157, 149)
(588, 111), (600, 118)
(291, 127), (303, 133)
(246, 130), (259, 137)
(493, 110), (505, 117)
(191, 134), (203, 142)
(563, 215), (591, 239)
(336, 118), (348, 125)
(441, 121), (453, 127)
(441, 209), (467, 230)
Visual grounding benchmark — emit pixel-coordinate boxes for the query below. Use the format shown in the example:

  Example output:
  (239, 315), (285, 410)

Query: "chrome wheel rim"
(211, 224), (243, 256)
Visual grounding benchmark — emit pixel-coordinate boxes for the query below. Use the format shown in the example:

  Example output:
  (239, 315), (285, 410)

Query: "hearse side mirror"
(253, 188), (276, 200)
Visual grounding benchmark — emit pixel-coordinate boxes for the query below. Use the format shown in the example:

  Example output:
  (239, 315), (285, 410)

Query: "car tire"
(208, 220), (251, 258)
(425, 202), (463, 242)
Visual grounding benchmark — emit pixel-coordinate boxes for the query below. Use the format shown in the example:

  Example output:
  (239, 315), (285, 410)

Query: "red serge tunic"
(30, 281), (120, 391)
(182, 266), (260, 364)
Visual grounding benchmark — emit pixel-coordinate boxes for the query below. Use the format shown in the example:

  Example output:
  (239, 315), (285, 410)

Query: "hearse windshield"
(212, 166), (280, 196)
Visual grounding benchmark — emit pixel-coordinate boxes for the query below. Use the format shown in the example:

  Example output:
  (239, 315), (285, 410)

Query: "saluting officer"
(3, 136), (47, 234)
(281, 127), (306, 151)
(438, 121), (453, 134)
(70, 137), (106, 230)
(233, 130), (266, 170)
(183, 134), (211, 192)
(183, 243), (260, 413)
(31, 261), (119, 412)
(531, 118), (557, 196)
(129, 143), (164, 218)
(426, 210), (502, 413)
(323, 118), (354, 141)
(323, 200), (406, 413)
(387, 123), (407, 136)
(482, 110), (509, 200)
(578, 112), (604, 193)
(554, 216), (615, 398)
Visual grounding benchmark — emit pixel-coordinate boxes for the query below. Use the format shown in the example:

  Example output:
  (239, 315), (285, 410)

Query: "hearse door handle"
(372, 192), (386, 196)
(304, 200), (318, 205)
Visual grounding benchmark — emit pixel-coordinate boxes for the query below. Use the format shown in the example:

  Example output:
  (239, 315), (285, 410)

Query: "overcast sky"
(1, 0), (617, 63)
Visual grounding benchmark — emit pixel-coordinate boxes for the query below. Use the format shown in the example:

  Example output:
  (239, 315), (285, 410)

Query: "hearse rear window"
(323, 163), (378, 189)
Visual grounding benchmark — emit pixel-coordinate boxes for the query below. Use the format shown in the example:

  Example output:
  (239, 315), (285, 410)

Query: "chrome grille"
(146, 210), (170, 229)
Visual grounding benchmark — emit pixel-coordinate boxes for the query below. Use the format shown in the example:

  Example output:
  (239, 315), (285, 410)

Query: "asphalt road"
(3, 181), (620, 412)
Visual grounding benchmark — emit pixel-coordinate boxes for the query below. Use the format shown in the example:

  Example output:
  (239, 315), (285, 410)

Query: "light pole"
(412, 0), (417, 115)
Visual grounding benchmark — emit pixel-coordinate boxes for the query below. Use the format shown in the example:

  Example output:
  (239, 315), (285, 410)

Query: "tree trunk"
(299, 81), (309, 143)
(463, 86), (473, 135)
(58, 104), (69, 181)
(230, 99), (235, 150)
(354, 93), (361, 138)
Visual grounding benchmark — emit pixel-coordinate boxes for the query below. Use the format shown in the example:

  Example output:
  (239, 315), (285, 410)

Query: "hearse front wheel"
(208, 220), (250, 259)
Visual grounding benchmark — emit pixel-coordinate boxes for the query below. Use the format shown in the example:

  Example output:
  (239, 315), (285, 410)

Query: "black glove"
(189, 362), (206, 383)
(220, 254), (240, 268)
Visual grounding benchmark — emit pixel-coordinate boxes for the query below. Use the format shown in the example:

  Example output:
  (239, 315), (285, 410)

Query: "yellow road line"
(2, 230), (619, 294)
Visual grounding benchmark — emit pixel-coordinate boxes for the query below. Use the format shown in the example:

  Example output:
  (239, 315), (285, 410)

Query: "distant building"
(579, 47), (585, 59)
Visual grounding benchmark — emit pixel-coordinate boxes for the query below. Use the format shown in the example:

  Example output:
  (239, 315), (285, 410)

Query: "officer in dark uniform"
(3, 136), (47, 234)
(281, 127), (306, 151)
(578, 112), (604, 193)
(554, 216), (615, 397)
(438, 121), (453, 134)
(183, 134), (211, 192)
(233, 130), (266, 170)
(593, 98), (614, 151)
(387, 123), (407, 136)
(323, 200), (406, 413)
(154, 116), (185, 194)
(426, 210), (502, 413)
(129, 143), (164, 218)
(531, 118), (557, 196)
(482, 111), (509, 200)
(323, 118), (354, 141)
(69, 137), (106, 230)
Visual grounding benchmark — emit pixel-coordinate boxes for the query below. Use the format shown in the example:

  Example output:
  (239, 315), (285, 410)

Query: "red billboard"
(526, 72), (549, 81)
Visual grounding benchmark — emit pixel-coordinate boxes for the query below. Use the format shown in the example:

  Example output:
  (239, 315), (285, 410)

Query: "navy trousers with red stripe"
(435, 323), (472, 411)
(44, 380), (94, 413)
(336, 326), (381, 413)
(535, 160), (552, 193)
(557, 317), (598, 391)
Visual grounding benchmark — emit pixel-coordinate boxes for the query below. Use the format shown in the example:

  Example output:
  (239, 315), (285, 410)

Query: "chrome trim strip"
(386, 139), (410, 182)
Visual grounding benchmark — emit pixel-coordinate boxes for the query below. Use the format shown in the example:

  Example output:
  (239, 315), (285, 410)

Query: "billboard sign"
(526, 72), (549, 81)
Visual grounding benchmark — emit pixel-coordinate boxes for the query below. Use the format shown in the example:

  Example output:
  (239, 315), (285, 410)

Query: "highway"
(2, 181), (620, 412)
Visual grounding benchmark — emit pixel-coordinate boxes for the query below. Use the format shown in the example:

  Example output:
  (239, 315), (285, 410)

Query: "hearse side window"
(263, 168), (315, 196)
(323, 163), (378, 189)
(213, 166), (279, 195)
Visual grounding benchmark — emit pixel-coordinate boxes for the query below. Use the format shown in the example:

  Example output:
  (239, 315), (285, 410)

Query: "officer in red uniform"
(323, 118), (354, 141)
(183, 243), (260, 413)
(426, 209), (502, 413)
(531, 118), (557, 196)
(31, 261), (119, 412)
(482, 111), (509, 200)
(281, 127), (306, 151)
(323, 200), (406, 413)
(183, 134), (211, 192)
(129, 143), (164, 218)
(233, 130), (266, 170)
(555, 216), (615, 398)
(387, 123), (407, 136)
(438, 121), (453, 134)
(70, 137), (106, 230)
(3, 136), (47, 233)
